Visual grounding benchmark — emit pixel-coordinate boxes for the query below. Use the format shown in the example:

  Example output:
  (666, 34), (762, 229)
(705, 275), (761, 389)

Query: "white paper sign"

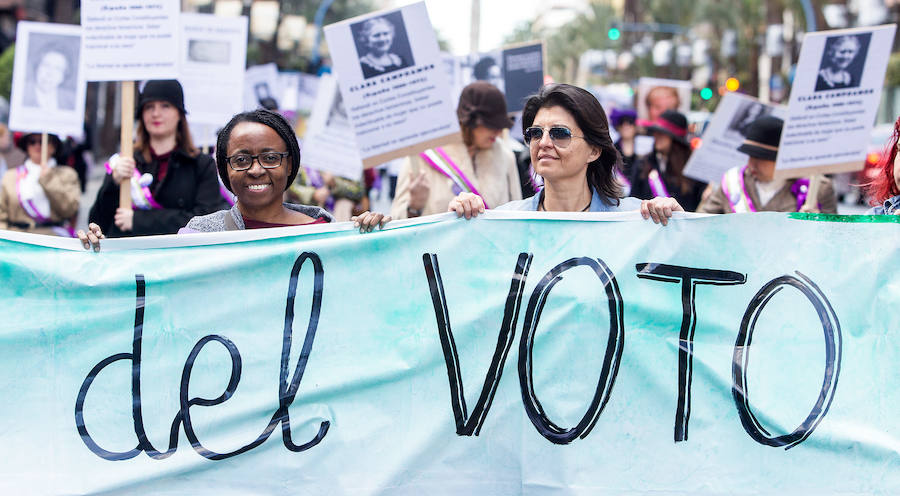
(80, 0), (180, 81)
(243, 63), (281, 111)
(8, 22), (87, 137)
(776, 24), (897, 179)
(636, 77), (692, 123)
(683, 93), (787, 184)
(301, 74), (363, 179)
(179, 13), (247, 134)
(324, 2), (460, 167)
(450, 42), (544, 113)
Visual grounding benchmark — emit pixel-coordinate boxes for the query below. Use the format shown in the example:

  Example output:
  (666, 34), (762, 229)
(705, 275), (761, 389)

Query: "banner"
(777, 24), (897, 179)
(1, 212), (899, 494)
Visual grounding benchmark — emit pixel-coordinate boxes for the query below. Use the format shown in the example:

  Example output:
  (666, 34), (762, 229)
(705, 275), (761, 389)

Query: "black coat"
(88, 149), (228, 237)
(629, 151), (706, 212)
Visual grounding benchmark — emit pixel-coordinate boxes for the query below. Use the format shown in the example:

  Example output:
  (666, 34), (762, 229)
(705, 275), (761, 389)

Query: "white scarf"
(17, 158), (57, 221)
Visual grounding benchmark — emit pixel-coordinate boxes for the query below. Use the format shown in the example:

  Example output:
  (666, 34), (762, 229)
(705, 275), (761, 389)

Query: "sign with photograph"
(324, 2), (461, 168)
(683, 93), (787, 184)
(80, 0), (180, 81)
(8, 21), (87, 137)
(179, 12), (248, 141)
(300, 74), (363, 179)
(776, 24), (897, 179)
(636, 77), (692, 124)
(243, 63), (281, 111)
(454, 42), (545, 113)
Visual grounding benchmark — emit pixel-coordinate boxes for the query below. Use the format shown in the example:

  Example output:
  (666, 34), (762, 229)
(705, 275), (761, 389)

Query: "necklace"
(538, 192), (591, 212)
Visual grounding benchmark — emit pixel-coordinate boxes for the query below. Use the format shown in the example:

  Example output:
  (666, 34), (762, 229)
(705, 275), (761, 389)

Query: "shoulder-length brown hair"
(133, 109), (199, 161)
(522, 84), (623, 205)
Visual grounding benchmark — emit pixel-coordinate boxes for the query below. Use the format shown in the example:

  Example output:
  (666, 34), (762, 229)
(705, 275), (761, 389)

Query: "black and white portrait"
(471, 54), (504, 93)
(24, 33), (79, 112)
(188, 39), (230, 64)
(815, 33), (871, 92)
(350, 12), (414, 79)
(726, 100), (773, 139)
(326, 89), (348, 128)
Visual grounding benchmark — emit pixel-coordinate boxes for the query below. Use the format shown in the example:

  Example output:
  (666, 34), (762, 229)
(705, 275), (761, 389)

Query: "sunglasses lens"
(523, 127), (543, 144)
(548, 127), (573, 147)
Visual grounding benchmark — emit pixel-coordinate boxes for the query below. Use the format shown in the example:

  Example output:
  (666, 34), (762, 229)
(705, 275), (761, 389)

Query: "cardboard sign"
(300, 74), (363, 179)
(683, 93), (787, 184)
(179, 13), (247, 144)
(80, 0), (180, 81)
(636, 77), (692, 123)
(8, 21), (87, 137)
(775, 24), (897, 179)
(323, 2), (461, 168)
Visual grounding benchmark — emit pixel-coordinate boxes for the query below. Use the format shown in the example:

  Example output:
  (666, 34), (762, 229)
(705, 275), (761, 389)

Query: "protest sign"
(278, 71), (302, 114)
(80, 0), (180, 81)
(636, 77), (692, 123)
(300, 74), (362, 179)
(776, 24), (897, 179)
(8, 21), (86, 138)
(1, 212), (899, 494)
(243, 63), (281, 111)
(451, 42), (545, 113)
(683, 93), (787, 184)
(324, 2), (461, 168)
(179, 12), (248, 147)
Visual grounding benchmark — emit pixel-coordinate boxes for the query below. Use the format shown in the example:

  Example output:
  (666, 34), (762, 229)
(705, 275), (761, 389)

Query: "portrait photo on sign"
(351, 11), (414, 79)
(815, 33), (871, 92)
(725, 99), (774, 139)
(24, 32), (79, 112)
(188, 39), (230, 64)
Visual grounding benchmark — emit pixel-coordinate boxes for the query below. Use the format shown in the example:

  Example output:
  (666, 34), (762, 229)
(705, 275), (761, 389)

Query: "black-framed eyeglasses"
(226, 152), (289, 171)
(523, 126), (585, 148)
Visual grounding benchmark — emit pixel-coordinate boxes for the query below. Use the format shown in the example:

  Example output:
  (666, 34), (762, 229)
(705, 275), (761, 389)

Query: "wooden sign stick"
(40, 133), (48, 167)
(802, 175), (822, 212)
(119, 81), (135, 209)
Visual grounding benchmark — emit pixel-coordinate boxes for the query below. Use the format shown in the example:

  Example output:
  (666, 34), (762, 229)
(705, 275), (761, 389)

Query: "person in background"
(391, 81), (521, 219)
(88, 79), (227, 237)
(286, 168), (367, 222)
(698, 115), (837, 214)
(630, 109), (706, 211)
(864, 115), (900, 215)
(447, 83), (682, 225)
(0, 132), (79, 236)
(610, 108), (638, 181)
(0, 125), (26, 173)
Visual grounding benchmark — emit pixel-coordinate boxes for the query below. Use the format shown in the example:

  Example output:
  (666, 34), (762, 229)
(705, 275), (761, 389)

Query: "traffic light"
(608, 27), (621, 41)
(725, 77), (740, 92)
(700, 87), (713, 100)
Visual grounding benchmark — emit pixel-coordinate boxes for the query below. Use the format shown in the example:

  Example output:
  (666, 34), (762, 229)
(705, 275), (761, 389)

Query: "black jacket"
(88, 150), (228, 237)
(629, 151), (706, 212)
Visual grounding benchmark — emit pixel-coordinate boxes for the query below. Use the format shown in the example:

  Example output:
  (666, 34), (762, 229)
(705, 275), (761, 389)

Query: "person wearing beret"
(88, 79), (228, 237)
(697, 115), (837, 214)
(630, 109), (706, 211)
(390, 81), (521, 219)
(0, 132), (80, 236)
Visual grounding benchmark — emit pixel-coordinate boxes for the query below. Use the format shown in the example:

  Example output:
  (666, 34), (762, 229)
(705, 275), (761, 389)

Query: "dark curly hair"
(522, 84), (623, 205)
(215, 109), (300, 193)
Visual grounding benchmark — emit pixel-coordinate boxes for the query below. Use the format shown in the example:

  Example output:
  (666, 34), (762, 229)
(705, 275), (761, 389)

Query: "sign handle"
(119, 81), (135, 209)
(803, 175), (821, 212)
(40, 133), (48, 168)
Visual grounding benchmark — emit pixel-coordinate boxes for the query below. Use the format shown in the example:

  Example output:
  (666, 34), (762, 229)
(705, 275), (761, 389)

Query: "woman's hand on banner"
(352, 211), (391, 233)
(77, 223), (104, 252)
(114, 207), (134, 232)
(641, 196), (683, 226)
(111, 155), (136, 185)
(449, 192), (485, 219)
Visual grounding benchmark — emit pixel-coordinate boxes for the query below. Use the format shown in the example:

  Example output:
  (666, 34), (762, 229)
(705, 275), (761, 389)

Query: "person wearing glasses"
(448, 83), (681, 224)
(0, 131), (80, 236)
(79, 110), (388, 248)
(87, 79), (227, 237)
(391, 81), (521, 219)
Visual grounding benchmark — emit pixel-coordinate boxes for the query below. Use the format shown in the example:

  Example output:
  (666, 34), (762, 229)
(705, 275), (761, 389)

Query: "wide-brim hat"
(645, 109), (689, 145)
(14, 132), (61, 152)
(136, 79), (187, 119)
(736, 115), (784, 161)
(457, 81), (514, 130)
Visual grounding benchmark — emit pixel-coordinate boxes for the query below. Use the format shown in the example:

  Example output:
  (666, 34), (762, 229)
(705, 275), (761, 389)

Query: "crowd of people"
(0, 74), (893, 251)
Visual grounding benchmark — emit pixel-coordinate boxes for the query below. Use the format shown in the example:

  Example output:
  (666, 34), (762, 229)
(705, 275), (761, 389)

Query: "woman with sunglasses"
(0, 132), (80, 236)
(87, 80), (227, 237)
(449, 83), (681, 224)
(79, 109), (388, 248)
(390, 81), (521, 219)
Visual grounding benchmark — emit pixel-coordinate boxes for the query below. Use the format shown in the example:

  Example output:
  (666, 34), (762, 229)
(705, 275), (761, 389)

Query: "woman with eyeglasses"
(448, 83), (681, 224)
(87, 80), (227, 237)
(79, 109), (388, 248)
(0, 132), (80, 236)
(390, 81), (521, 219)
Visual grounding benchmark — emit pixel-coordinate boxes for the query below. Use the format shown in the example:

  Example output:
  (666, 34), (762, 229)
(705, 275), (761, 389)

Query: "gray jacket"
(183, 203), (333, 232)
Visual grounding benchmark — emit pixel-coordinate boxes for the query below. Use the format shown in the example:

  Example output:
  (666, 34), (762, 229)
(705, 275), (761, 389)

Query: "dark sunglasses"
(523, 126), (585, 148)
(26, 137), (42, 146)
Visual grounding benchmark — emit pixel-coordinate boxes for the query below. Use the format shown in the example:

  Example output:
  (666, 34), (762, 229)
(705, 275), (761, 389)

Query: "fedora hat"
(645, 109), (689, 145)
(736, 115), (783, 161)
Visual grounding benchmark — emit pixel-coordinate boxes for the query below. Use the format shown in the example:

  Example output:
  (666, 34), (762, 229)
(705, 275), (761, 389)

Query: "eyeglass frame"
(225, 151), (290, 171)
(523, 126), (586, 148)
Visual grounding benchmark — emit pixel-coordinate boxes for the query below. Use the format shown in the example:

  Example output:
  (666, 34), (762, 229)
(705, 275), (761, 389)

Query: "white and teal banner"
(1, 212), (898, 494)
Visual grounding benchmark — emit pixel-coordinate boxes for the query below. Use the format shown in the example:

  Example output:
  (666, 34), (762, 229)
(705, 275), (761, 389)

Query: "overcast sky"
(420, 0), (541, 54)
